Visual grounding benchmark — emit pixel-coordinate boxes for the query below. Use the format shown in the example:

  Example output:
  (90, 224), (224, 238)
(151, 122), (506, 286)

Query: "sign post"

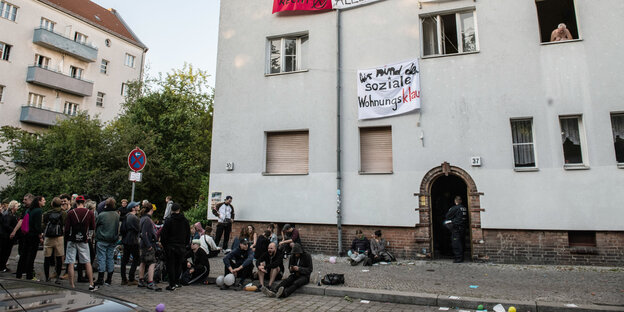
(128, 147), (147, 202)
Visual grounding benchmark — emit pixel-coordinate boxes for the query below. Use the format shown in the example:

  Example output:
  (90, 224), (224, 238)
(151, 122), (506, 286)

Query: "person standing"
(162, 196), (173, 220)
(120, 202), (140, 285)
(445, 196), (468, 263)
(95, 198), (120, 286)
(0, 200), (19, 272)
(160, 203), (190, 291)
(16, 195), (43, 281)
(42, 197), (66, 283)
(138, 203), (161, 291)
(64, 196), (97, 291)
(212, 196), (234, 250)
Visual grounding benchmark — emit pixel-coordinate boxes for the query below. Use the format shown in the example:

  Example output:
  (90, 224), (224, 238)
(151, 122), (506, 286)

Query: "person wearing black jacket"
(258, 242), (284, 292)
(445, 196), (468, 263)
(181, 239), (209, 285)
(17, 196), (43, 281)
(0, 200), (19, 272)
(160, 203), (190, 291)
(222, 238), (254, 288)
(120, 203), (140, 285)
(266, 243), (312, 299)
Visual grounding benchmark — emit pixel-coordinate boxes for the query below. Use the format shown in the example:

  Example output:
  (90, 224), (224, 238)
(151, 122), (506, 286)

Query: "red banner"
(273, 0), (333, 14)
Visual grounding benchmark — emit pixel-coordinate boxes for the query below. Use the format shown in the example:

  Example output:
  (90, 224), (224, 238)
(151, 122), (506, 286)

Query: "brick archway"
(416, 162), (485, 260)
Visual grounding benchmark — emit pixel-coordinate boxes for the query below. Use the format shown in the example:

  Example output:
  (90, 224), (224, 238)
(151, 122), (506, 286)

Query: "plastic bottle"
(317, 271), (321, 286)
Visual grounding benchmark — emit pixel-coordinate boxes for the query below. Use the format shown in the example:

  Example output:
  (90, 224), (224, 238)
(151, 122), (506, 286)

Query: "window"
(70, 66), (83, 79)
(568, 231), (596, 247)
(124, 53), (135, 68)
(28, 92), (45, 108)
(100, 59), (109, 74)
(611, 113), (624, 164)
(265, 131), (309, 174)
(535, 0), (579, 43)
(0, 42), (11, 61)
(0, 85), (4, 102)
(510, 119), (536, 168)
(35, 54), (50, 69)
(559, 115), (587, 167)
(63, 102), (78, 116)
(360, 126), (393, 173)
(0, 1), (18, 21)
(421, 10), (478, 57)
(121, 83), (128, 96)
(96, 92), (104, 107)
(104, 39), (111, 47)
(74, 32), (87, 44)
(40, 17), (55, 31)
(267, 34), (308, 74)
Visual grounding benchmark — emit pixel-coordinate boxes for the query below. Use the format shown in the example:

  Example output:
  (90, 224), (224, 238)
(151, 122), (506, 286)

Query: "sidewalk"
(13, 249), (624, 311)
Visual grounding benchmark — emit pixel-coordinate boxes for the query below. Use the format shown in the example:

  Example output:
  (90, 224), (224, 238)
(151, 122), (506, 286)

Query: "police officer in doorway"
(446, 196), (467, 263)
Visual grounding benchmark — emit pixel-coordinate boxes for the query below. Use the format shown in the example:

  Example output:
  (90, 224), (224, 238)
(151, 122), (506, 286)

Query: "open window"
(559, 115), (588, 168)
(611, 113), (624, 166)
(421, 9), (478, 57)
(266, 33), (308, 74)
(535, 0), (579, 43)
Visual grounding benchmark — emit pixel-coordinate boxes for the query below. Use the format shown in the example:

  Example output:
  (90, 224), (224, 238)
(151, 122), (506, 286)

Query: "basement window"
(568, 231), (596, 247)
(535, 0), (580, 43)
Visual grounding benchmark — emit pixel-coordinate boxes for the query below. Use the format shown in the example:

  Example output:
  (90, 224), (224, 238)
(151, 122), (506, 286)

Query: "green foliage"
(0, 64), (213, 217)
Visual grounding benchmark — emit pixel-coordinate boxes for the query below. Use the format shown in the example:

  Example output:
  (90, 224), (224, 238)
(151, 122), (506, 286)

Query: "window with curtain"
(265, 131), (309, 174)
(510, 119), (536, 168)
(559, 116), (583, 164)
(611, 113), (624, 163)
(360, 126), (393, 173)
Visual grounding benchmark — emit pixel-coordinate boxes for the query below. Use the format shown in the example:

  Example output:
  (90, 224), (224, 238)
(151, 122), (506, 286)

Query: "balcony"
(20, 106), (69, 127)
(26, 66), (94, 97)
(33, 28), (98, 62)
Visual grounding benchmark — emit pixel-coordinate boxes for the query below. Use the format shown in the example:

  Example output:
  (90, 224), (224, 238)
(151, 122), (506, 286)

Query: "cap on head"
(283, 224), (292, 231)
(75, 195), (85, 203)
(192, 239), (201, 245)
(240, 238), (249, 246)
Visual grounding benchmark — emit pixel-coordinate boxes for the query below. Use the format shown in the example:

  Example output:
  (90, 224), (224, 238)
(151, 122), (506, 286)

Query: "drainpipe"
(336, 9), (343, 256)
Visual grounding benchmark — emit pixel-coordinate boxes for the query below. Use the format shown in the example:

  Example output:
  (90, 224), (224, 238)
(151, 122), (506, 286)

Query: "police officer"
(445, 196), (467, 263)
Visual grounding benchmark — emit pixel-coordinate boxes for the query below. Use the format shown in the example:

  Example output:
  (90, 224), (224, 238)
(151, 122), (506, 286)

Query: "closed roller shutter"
(266, 131), (309, 174)
(360, 127), (392, 173)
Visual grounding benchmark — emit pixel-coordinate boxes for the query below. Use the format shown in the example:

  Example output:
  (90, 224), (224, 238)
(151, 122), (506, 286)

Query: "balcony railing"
(20, 105), (69, 127)
(26, 66), (94, 97)
(32, 27), (98, 62)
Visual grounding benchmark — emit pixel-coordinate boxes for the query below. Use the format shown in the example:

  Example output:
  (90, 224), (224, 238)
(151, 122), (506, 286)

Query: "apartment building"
(210, 0), (624, 265)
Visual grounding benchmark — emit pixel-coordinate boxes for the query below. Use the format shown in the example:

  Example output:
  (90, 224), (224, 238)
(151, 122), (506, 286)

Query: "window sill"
(264, 69), (309, 77)
(421, 50), (479, 60)
(618, 163), (624, 169)
(514, 167), (539, 172)
(359, 171), (393, 175)
(540, 38), (583, 46)
(563, 164), (590, 170)
(569, 246), (598, 255)
(262, 172), (309, 176)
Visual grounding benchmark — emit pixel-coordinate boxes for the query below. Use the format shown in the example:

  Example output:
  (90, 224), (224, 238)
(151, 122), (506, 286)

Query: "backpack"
(20, 211), (30, 234)
(44, 211), (63, 237)
(68, 209), (90, 242)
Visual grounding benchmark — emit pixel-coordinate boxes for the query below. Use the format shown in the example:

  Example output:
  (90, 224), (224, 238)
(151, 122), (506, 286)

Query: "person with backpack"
(95, 198), (120, 286)
(120, 201), (140, 285)
(64, 196), (97, 291)
(42, 197), (66, 283)
(16, 195), (43, 281)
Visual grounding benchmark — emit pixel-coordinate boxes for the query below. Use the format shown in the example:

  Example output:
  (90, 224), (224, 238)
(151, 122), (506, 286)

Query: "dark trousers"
(165, 244), (186, 287)
(451, 227), (465, 261)
(44, 256), (62, 280)
(214, 222), (231, 249)
(17, 235), (39, 279)
(121, 244), (140, 281)
(0, 237), (14, 270)
(223, 260), (253, 281)
(278, 274), (309, 298)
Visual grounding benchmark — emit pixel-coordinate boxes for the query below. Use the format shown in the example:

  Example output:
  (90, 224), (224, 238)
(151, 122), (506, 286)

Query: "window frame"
(420, 8), (480, 58)
(40, 17), (55, 31)
(265, 33), (309, 75)
(0, 85), (5, 103)
(70, 66), (83, 79)
(0, 1), (18, 22)
(535, 0), (582, 44)
(559, 115), (589, 169)
(610, 112), (624, 167)
(121, 83), (129, 97)
(28, 92), (45, 108)
(510, 118), (538, 171)
(263, 130), (310, 175)
(124, 53), (135, 68)
(359, 126), (394, 174)
(63, 101), (78, 116)
(100, 59), (109, 74)
(0, 41), (11, 61)
(35, 54), (51, 69)
(74, 32), (87, 44)
(96, 92), (104, 107)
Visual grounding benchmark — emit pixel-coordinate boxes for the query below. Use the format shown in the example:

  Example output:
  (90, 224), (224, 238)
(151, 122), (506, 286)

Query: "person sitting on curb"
(263, 243), (312, 299)
(348, 230), (370, 266)
(278, 224), (301, 257)
(258, 242), (284, 293)
(370, 230), (396, 263)
(222, 238), (254, 290)
(181, 239), (209, 285)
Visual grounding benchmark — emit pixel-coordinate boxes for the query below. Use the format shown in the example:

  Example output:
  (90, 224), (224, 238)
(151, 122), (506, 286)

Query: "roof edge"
(110, 9), (148, 52)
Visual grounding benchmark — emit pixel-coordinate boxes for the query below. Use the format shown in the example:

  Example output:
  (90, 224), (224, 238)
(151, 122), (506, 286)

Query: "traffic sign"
(128, 147), (147, 172)
(129, 171), (142, 182)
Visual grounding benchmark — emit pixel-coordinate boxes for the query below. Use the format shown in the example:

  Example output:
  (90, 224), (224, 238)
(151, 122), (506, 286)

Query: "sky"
(92, 0), (221, 87)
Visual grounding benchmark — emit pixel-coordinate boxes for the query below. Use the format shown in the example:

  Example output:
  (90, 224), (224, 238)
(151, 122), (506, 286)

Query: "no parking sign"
(128, 147), (147, 172)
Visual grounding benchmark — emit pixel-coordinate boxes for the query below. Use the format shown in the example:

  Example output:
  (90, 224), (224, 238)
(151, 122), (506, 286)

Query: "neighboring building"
(210, 0), (624, 265)
(0, 0), (147, 186)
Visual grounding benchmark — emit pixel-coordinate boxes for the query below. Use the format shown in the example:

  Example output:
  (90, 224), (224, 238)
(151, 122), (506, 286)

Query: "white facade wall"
(210, 0), (624, 231)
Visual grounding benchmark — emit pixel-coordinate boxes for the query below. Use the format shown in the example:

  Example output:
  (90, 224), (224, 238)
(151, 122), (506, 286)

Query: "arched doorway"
(430, 174), (468, 259)
(417, 162), (485, 261)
